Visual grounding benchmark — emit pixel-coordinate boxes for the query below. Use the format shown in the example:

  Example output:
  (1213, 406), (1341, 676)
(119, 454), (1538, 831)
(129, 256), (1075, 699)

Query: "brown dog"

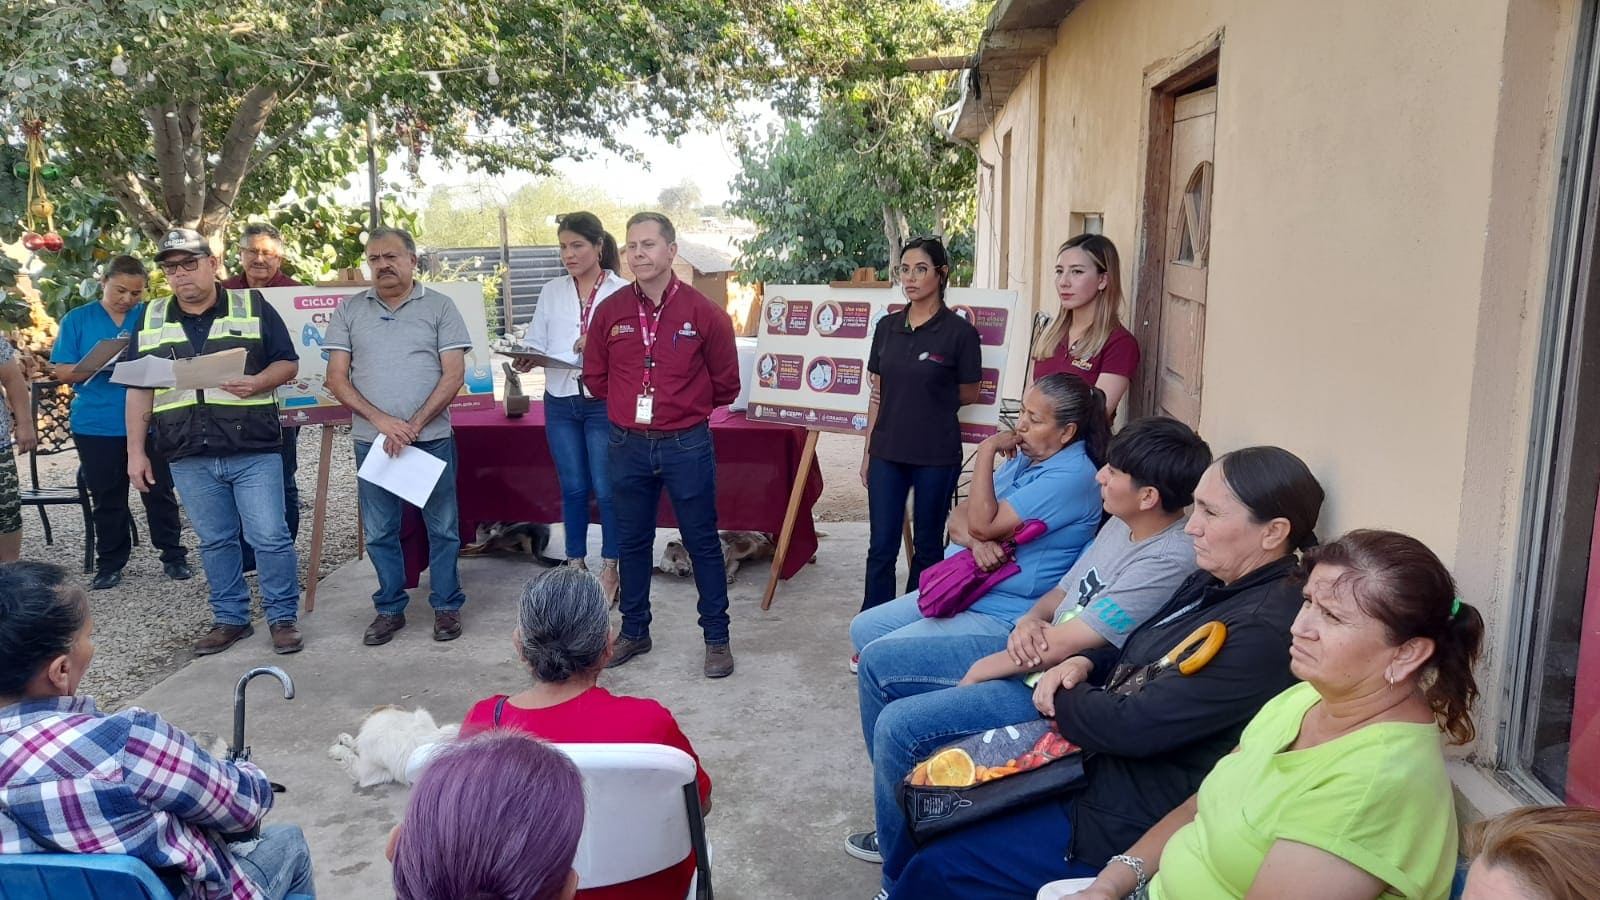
(654, 530), (777, 583)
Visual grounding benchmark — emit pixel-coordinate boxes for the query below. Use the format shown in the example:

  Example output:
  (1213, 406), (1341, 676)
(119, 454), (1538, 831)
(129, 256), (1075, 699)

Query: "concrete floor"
(129, 524), (885, 900)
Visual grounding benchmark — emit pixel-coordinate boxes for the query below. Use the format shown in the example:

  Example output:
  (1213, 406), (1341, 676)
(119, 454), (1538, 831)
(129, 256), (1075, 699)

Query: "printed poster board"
(746, 286), (1022, 442)
(260, 282), (495, 426)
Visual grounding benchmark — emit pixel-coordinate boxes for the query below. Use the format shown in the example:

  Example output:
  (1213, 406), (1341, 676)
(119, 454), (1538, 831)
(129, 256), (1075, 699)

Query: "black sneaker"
(845, 830), (882, 864)
(89, 570), (122, 591)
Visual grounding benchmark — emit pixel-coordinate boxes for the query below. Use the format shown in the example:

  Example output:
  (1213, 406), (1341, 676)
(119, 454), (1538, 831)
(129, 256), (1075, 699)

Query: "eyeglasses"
(893, 264), (935, 278)
(242, 247), (281, 259)
(158, 257), (204, 274)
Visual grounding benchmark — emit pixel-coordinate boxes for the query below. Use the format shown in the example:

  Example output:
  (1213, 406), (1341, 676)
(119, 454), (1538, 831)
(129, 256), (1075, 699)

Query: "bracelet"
(1108, 854), (1148, 891)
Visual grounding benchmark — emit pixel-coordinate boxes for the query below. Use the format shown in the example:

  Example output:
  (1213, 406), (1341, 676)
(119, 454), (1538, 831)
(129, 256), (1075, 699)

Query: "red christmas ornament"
(39, 231), (63, 252)
(21, 231), (43, 251)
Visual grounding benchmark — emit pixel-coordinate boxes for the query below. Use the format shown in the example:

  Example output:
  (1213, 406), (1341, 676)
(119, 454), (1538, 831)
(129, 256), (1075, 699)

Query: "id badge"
(635, 393), (654, 425)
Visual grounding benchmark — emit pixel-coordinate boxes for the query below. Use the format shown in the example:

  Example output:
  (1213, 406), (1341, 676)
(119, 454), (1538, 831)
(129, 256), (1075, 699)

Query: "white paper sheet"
(110, 354), (176, 388)
(109, 347), (249, 390)
(356, 434), (447, 508)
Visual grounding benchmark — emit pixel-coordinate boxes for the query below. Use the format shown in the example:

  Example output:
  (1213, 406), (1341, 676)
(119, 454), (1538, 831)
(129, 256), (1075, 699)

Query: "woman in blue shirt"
(49, 256), (191, 590)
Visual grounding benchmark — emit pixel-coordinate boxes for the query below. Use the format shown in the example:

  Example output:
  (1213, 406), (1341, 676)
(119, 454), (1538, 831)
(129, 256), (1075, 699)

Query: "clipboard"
(499, 347), (581, 371)
(70, 337), (131, 378)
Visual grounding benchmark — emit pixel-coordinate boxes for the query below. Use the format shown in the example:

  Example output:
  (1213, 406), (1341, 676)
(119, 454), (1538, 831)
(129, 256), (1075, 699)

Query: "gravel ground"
(23, 426), (366, 710)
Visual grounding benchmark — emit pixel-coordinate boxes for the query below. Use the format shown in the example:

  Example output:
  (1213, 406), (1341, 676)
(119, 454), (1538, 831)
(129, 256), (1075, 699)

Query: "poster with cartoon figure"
(259, 281), (495, 426)
(748, 285), (1021, 441)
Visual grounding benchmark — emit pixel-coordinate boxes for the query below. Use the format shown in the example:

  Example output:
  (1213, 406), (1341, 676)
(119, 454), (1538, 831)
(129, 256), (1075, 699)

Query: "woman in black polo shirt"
(859, 237), (982, 611)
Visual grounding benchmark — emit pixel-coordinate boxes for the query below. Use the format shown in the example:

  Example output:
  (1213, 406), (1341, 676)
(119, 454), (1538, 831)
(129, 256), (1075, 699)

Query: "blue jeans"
(169, 452), (299, 626)
(354, 437), (465, 615)
(851, 594), (1032, 889)
(608, 422), (730, 644)
(240, 426), (302, 572)
(865, 457), (960, 610)
(887, 798), (1097, 899)
(544, 392), (618, 559)
(232, 823), (317, 899)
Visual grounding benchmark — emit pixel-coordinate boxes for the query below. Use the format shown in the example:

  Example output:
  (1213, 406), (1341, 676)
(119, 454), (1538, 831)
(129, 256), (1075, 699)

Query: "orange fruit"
(925, 748), (978, 787)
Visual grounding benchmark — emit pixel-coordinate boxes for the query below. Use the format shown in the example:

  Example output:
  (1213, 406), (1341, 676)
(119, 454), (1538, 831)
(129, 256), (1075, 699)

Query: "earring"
(1384, 670), (1397, 687)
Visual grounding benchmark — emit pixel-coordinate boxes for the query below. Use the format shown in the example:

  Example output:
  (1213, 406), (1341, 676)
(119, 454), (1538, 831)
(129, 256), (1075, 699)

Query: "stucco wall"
(971, 0), (1577, 765)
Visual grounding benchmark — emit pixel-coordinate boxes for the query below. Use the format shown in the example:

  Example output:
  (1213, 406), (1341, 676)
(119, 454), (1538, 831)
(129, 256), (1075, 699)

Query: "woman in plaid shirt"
(0, 561), (316, 899)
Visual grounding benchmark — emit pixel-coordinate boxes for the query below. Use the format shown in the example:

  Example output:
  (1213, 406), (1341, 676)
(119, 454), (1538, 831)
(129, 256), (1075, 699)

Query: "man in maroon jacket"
(221, 223), (303, 573)
(583, 212), (741, 677)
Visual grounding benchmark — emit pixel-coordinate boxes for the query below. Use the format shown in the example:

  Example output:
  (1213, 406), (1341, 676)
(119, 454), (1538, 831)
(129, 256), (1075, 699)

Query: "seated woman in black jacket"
(884, 446), (1324, 900)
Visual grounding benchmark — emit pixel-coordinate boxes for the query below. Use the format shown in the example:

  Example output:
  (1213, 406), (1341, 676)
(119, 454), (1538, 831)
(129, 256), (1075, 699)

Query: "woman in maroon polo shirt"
(859, 237), (983, 612)
(1030, 234), (1140, 416)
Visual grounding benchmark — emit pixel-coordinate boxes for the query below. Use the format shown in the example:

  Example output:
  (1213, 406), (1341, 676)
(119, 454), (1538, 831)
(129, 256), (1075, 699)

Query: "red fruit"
(21, 231), (43, 251)
(39, 232), (63, 252)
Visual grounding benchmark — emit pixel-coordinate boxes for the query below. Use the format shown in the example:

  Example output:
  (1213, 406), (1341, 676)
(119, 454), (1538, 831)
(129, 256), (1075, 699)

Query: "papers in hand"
(71, 337), (131, 378)
(111, 348), (249, 390)
(356, 434), (447, 508)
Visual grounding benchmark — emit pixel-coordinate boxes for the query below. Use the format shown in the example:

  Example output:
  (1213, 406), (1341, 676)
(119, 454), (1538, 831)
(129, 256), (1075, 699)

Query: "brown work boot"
(363, 613), (406, 646)
(704, 642), (735, 678)
(432, 610), (462, 642)
(269, 621), (303, 655)
(605, 635), (653, 668)
(194, 623), (254, 657)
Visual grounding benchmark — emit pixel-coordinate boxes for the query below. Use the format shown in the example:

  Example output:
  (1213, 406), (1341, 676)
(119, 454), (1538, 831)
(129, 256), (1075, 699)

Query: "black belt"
(618, 423), (703, 440)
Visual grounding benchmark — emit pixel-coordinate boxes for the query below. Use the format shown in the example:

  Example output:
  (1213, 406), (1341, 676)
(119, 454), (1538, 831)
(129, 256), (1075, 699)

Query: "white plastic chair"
(554, 742), (712, 900)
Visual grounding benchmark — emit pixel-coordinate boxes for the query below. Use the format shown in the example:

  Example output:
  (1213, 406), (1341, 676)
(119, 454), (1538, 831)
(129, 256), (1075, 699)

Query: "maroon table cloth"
(401, 402), (824, 588)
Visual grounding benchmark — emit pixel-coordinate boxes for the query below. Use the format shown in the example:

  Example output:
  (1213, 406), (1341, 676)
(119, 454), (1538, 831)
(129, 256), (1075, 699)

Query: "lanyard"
(577, 272), (606, 337)
(635, 278), (680, 393)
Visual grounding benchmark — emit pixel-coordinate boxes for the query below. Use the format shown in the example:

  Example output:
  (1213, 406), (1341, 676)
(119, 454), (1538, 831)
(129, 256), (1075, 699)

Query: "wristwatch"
(1108, 853), (1148, 892)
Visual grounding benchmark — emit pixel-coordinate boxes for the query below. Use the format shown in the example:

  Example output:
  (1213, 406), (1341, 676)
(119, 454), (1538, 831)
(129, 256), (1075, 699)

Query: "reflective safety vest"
(136, 287), (283, 460)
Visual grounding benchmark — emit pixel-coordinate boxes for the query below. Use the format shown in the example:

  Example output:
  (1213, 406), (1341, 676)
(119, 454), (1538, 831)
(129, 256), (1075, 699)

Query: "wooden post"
(761, 429), (820, 610)
(303, 425), (337, 612)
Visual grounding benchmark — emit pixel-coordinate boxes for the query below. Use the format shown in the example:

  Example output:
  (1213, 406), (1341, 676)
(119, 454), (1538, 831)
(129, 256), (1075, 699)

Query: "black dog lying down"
(459, 521), (563, 565)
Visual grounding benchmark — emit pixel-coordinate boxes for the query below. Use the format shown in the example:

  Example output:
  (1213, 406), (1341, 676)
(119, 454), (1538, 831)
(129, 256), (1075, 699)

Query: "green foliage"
(234, 195), (423, 282)
(0, 0), (904, 241)
(727, 0), (986, 285)
(657, 180), (703, 227)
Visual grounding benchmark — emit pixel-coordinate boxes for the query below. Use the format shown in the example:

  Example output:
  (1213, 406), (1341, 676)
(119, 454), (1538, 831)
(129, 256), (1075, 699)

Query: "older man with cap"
(125, 227), (305, 656)
(221, 222), (304, 574)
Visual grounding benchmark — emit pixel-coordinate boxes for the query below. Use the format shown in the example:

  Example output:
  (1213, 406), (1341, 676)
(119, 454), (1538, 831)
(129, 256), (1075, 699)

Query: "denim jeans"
(850, 593), (1027, 889)
(354, 437), (465, 615)
(886, 798), (1096, 899)
(232, 823), (318, 899)
(544, 392), (618, 559)
(168, 452), (299, 626)
(864, 457), (960, 610)
(608, 422), (730, 644)
(240, 426), (302, 572)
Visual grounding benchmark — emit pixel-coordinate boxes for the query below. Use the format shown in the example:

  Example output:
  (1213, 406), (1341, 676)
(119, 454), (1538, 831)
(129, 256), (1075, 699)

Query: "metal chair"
(0, 853), (174, 900)
(17, 380), (136, 574)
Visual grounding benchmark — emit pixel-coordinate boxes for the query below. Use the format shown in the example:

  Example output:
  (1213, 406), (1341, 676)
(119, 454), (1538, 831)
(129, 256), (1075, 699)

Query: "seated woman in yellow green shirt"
(1059, 529), (1485, 900)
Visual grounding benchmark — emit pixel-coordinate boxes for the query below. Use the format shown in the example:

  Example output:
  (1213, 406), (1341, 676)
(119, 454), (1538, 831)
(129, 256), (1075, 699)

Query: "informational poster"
(747, 285), (1021, 442)
(260, 282), (496, 426)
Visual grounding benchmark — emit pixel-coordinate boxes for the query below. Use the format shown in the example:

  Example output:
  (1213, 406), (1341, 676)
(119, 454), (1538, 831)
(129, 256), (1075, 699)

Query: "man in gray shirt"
(325, 227), (474, 646)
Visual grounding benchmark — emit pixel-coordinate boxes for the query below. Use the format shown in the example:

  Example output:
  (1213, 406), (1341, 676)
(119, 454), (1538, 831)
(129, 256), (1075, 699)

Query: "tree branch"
(146, 101), (187, 218)
(180, 101), (206, 226)
(102, 170), (169, 241)
(203, 83), (282, 233)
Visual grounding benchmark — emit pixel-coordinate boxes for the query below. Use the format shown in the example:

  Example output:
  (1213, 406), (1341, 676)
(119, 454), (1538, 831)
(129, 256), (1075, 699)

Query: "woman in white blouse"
(517, 212), (630, 602)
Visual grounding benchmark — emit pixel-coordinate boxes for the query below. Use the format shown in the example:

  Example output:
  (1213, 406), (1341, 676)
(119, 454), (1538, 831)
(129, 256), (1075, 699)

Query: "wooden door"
(1154, 87), (1216, 427)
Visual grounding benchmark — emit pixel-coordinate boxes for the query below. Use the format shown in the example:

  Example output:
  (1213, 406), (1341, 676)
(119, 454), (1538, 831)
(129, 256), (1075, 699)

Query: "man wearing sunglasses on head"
(125, 227), (305, 657)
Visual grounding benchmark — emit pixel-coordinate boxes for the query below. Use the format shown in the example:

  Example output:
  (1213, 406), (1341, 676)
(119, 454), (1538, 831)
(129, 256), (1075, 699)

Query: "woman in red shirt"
(461, 566), (711, 899)
(1030, 234), (1140, 416)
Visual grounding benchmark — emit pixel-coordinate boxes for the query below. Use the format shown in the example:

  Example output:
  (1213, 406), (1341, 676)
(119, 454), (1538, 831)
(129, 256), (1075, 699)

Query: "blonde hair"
(1031, 234), (1125, 363)
(1464, 806), (1600, 899)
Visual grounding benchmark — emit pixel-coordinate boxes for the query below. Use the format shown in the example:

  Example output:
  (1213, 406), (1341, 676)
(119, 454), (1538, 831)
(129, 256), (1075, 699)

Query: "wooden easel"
(761, 268), (894, 609)
(300, 277), (369, 612)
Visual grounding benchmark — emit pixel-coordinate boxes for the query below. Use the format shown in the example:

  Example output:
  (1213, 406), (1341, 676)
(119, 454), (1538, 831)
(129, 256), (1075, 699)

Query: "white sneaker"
(850, 652), (860, 674)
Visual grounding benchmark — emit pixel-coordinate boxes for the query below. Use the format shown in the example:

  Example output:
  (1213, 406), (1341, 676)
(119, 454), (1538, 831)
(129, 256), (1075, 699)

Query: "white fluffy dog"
(328, 706), (460, 787)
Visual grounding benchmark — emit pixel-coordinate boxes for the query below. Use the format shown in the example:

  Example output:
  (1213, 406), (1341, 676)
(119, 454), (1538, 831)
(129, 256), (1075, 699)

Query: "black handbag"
(898, 621), (1229, 845)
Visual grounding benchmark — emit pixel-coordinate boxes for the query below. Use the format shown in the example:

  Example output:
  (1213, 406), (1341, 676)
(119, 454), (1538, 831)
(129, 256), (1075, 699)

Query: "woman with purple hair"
(389, 731), (584, 900)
